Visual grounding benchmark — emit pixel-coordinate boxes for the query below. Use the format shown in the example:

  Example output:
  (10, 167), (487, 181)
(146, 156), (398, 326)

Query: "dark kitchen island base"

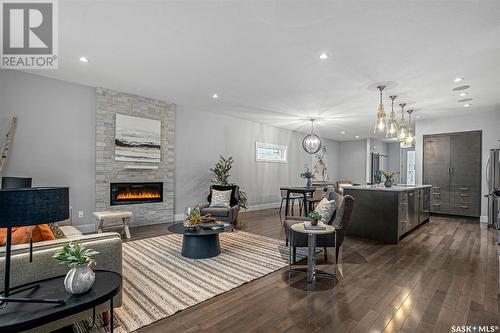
(344, 185), (431, 244)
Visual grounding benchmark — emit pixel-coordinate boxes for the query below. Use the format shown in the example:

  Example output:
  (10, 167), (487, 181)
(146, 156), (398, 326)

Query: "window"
(407, 150), (416, 185)
(255, 142), (287, 163)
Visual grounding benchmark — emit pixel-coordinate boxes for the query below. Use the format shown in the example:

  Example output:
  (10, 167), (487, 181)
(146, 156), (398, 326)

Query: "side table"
(0, 270), (122, 333)
(289, 223), (336, 283)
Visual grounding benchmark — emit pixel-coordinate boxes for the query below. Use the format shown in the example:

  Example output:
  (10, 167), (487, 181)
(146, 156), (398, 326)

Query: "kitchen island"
(343, 185), (431, 244)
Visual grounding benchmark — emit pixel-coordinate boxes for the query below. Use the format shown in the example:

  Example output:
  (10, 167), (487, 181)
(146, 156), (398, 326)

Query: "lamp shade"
(0, 187), (69, 227)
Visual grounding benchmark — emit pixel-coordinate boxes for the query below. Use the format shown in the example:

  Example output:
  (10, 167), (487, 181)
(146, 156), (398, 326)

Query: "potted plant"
(53, 241), (99, 295)
(300, 165), (315, 188)
(184, 206), (202, 230)
(210, 156), (248, 209)
(308, 211), (322, 226)
(382, 171), (395, 188)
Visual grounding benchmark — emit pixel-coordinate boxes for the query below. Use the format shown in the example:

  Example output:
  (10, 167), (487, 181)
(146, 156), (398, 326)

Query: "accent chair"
(284, 192), (355, 264)
(200, 185), (240, 227)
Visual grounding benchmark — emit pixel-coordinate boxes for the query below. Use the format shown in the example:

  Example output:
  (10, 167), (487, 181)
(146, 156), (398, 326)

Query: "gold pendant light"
(386, 95), (398, 138)
(373, 85), (387, 134)
(397, 103), (408, 142)
(401, 109), (416, 148)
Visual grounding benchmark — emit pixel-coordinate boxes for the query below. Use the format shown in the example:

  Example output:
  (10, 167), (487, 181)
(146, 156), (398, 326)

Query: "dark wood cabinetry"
(423, 131), (481, 217)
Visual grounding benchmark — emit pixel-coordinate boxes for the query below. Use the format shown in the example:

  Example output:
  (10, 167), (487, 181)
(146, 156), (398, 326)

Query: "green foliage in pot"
(53, 241), (99, 268)
(308, 211), (322, 221)
(210, 155), (248, 209)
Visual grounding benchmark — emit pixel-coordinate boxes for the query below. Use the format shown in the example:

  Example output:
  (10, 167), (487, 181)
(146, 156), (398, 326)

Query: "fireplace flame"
(116, 191), (161, 200)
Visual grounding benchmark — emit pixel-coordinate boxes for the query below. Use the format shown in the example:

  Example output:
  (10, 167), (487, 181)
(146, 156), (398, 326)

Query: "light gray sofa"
(0, 217), (123, 333)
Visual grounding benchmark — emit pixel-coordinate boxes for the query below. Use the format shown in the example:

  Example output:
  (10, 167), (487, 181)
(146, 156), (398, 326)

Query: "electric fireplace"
(110, 182), (163, 206)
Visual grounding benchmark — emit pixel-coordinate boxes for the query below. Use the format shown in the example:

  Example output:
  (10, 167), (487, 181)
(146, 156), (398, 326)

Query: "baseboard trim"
(480, 215), (488, 223)
(246, 202), (281, 212)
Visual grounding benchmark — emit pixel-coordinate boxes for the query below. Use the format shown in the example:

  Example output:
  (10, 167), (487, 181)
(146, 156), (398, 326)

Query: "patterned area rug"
(74, 230), (307, 333)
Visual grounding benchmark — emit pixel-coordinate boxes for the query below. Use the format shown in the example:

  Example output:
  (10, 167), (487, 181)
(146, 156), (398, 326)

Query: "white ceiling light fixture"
(460, 92), (469, 97)
(464, 103), (471, 107)
(302, 119), (322, 154)
(341, 131), (345, 134)
(212, 93), (219, 99)
(454, 77), (464, 82)
(355, 135), (360, 139)
(319, 52), (328, 60)
(79, 56), (89, 63)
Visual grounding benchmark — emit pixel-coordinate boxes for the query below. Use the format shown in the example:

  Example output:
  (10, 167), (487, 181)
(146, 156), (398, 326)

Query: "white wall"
(415, 110), (500, 220)
(0, 70), (96, 230)
(175, 106), (341, 215)
(338, 140), (367, 184)
(387, 142), (401, 183)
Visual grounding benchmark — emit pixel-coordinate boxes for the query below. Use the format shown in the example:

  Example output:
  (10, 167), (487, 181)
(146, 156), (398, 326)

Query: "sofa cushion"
(314, 197), (336, 224)
(200, 207), (230, 217)
(59, 225), (83, 238)
(209, 189), (232, 208)
(0, 225), (56, 246)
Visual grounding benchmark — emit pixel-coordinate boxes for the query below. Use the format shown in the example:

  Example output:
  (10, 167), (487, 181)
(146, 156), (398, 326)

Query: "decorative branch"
(0, 117), (17, 173)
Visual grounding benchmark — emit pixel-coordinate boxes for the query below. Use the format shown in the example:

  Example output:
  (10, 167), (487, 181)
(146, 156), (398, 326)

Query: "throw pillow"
(48, 223), (66, 239)
(210, 189), (232, 208)
(0, 224), (56, 246)
(314, 197), (336, 224)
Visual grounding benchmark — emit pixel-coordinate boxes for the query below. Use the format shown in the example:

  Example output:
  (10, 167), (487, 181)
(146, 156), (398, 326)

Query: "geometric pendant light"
(302, 119), (322, 154)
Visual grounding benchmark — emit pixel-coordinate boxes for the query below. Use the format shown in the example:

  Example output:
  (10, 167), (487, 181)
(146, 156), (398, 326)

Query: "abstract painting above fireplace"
(110, 182), (163, 206)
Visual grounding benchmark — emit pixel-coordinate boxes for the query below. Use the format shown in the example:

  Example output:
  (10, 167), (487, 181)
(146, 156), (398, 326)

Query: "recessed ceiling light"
(319, 52), (328, 60)
(79, 56), (89, 63)
(454, 77), (464, 82)
(460, 92), (468, 97)
(212, 94), (219, 99)
(355, 135), (360, 139)
(415, 115), (421, 119)
(464, 103), (471, 107)
(341, 131), (345, 134)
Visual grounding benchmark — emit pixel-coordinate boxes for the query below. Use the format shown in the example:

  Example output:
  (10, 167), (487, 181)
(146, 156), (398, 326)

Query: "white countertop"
(343, 184), (432, 192)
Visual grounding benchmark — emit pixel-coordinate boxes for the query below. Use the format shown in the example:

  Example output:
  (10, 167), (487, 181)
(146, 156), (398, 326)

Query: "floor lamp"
(0, 187), (69, 307)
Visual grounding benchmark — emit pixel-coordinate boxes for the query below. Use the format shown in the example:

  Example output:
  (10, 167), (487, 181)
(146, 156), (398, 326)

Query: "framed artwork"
(115, 114), (161, 163)
(313, 146), (328, 181)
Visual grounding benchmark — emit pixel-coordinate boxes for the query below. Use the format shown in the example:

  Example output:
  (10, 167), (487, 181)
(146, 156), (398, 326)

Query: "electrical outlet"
(78, 211), (84, 218)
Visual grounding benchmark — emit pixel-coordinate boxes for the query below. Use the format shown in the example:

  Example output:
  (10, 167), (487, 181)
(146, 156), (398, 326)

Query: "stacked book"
(303, 221), (327, 230)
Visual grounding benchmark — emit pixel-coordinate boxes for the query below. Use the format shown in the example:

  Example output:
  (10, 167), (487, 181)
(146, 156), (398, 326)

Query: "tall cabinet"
(423, 131), (481, 217)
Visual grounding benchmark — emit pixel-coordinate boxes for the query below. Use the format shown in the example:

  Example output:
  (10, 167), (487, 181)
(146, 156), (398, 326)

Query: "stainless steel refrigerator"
(486, 148), (500, 243)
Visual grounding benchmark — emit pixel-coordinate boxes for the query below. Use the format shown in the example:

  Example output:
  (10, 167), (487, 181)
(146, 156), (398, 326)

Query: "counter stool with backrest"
(284, 192), (355, 264)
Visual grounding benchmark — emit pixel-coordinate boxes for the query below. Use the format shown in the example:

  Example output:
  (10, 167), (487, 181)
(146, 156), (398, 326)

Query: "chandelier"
(302, 119), (322, 154)
(386, 95), (398, 138)
(373, 85), (387, 134)
(397, 103), (408, 142)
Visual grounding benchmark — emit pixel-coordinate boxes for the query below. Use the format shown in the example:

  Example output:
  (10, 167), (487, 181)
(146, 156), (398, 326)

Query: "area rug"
(73, 230), (308, 333)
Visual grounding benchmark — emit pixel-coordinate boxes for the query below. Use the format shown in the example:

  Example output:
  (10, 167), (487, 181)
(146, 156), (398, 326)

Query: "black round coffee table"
(0, 270), (122, 333)
(168, 222), (230, 259)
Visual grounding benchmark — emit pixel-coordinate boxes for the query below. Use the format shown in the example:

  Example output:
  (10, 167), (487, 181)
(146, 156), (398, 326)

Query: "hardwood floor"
(130, 209), (500, 333)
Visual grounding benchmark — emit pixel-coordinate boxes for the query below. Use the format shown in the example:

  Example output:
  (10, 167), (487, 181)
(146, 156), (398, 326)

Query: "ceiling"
(29, 0), (500, 141)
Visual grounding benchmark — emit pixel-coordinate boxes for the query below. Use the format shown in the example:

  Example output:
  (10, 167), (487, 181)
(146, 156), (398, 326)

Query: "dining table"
(279, 186), (316, 218)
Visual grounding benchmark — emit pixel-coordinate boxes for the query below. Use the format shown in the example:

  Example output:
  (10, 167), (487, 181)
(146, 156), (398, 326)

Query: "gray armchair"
(284, 192), (355, 264)
(200, 185), (240, 227)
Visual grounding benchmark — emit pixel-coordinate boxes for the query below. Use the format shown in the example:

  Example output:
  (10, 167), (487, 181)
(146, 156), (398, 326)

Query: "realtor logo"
(1, 0), (58, 69)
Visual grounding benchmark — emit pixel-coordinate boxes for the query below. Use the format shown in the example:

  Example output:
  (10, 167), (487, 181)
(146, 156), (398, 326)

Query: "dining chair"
(279, 190), (303, 218)
(306, 187), (324, 211)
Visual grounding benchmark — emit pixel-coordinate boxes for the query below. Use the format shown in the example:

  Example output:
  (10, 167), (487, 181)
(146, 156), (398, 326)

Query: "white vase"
(64, 264), (95, 294)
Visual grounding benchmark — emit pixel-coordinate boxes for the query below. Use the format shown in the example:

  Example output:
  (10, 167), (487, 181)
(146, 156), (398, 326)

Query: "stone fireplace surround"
(95, 88), (175, 227)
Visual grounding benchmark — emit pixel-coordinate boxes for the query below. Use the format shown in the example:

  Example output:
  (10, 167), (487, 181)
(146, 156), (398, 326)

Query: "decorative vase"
(384, 178), (393, 188)
(310, 219), (318, 226)
(64, 264), (95, 295)
(306, 178), (312, 188)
